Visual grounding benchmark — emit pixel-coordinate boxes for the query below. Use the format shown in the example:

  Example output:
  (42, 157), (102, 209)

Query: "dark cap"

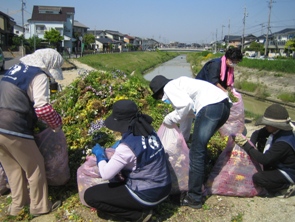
(149, 75), (171, 99)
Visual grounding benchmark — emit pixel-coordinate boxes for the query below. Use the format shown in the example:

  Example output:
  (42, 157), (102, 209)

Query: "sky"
(1, 0), (295, 44)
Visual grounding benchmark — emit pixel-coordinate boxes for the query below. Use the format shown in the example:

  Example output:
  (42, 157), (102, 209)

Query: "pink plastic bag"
(77, 148), (124, 207)
(157, 124), (189, 195)
(219, 89), (245, 137)
(205, 136), (266, 197)
(34, 128), (70, 186)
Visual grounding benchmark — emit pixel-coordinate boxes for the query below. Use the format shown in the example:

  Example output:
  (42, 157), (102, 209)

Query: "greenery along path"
(1, 51), (295, 222)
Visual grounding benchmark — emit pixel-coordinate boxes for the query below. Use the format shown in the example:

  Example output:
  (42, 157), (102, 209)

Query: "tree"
(285, 38), (295, 52)
(83, 33), (95, 49)
(247, 42), (264, 55)
(44, 28), (64, 48)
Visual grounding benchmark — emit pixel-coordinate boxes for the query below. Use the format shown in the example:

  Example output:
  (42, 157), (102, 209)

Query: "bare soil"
(1, 60), (295, 222)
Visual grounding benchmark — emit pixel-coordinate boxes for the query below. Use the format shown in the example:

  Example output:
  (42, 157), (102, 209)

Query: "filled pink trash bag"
(157, 124), (190, 195)
(205, 136), (266, 197)
(77, 148), (124, 207)
(219, 89), (245, 137)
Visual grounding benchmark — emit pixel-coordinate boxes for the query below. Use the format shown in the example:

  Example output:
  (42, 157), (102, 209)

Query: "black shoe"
(180, 193), (202, 209)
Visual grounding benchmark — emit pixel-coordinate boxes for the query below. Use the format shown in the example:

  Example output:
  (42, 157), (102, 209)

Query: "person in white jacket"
(149, 75), (231, 209)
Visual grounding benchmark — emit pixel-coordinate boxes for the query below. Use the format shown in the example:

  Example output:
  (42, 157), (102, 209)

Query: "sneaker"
(180, 193), (202, 209)
(284, 184), (295, 198)
(136, 209), (153, 222)
(32, 200), (61, 217)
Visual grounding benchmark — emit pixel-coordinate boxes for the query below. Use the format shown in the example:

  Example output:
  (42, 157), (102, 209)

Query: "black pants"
(84, 182), (151, 221)
(253, 169), (290, 193)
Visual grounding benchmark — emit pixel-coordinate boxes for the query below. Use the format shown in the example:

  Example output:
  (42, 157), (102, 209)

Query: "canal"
(144, 55), (295, 120)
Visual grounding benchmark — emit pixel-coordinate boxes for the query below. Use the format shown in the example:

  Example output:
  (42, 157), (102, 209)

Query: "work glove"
(92, 143), (107, 164)
(163, 115), (177, 129)
(111, 140), (121, 149)
(234, 133), (248, 147)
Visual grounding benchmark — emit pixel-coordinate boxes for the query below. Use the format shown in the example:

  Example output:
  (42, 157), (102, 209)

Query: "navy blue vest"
(273, 130), (295, 182)
(121, 131), (171, 204)
(0, 63), (44, 138)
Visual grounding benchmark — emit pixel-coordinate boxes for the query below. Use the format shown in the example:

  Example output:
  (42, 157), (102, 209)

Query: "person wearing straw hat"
(84, 99), (171, 222)
(0, 48), (63, 216)
(234, 104), (295, 198)
(149, 75), (231, 209)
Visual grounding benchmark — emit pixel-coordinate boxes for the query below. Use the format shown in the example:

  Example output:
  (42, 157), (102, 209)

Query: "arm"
(163, 81), (194, 125)
(242, 141), (291, 166)
(98, 144), (136, 180)
(30, 74), (62, 130)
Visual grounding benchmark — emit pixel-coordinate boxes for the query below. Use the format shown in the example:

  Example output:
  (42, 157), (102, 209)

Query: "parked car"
(0, 47), (5, 70)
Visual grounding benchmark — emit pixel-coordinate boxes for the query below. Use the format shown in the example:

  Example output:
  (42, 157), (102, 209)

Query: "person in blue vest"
(195, 47), (243, 93)
(0, 48), (62, 216)
(234, 104), (295, 198)
(84, 99), (171, 222)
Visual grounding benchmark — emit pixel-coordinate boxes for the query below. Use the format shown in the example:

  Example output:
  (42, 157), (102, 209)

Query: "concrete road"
(0, 56), (21, 80)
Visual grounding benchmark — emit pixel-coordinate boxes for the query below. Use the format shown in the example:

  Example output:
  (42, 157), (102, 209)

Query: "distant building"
(25, 5), (75, 50)
(0, 11), (16, 48)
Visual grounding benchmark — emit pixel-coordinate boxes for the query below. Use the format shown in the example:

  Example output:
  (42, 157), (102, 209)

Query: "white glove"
(163, 116), (176, 128)
(224, 90), (229, 96)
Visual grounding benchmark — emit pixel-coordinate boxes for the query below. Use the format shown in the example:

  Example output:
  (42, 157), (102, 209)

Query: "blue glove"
(92, 143), (107, 163)
(111, 140), (121, 149)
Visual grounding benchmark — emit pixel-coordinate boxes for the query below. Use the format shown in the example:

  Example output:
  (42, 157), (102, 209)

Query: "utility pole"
(242, 7), (248, 51)
(264, 0), (273, 57)
(21, 0), (25, 56)
(215, 28), (217, 53)
(227, 19), (230, 47)
(221, 25), (225, 41)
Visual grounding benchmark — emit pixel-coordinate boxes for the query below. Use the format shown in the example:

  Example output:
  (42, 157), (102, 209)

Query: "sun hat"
(255, 104), (293, 131)
(149, 75), (171, 99)
(105, 100), (153, 135)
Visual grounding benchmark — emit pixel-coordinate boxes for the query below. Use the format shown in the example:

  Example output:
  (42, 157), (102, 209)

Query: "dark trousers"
(84, 182), (151, 221)
(253, 169), (290, 193)
(188, 99), (230, 203)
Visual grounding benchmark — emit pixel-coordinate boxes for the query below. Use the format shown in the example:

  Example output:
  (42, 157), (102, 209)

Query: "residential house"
(267, 28), (295, 55)
(242, 34), (257, 49)
(13, 24), (24, 36)
(0, 11), (16, 48)
(104, 30), (125, 52)
(124, 34), (135, 51)
(223, 35), (241, 48)
(25, 5), (75, 51)
(73, 20), (89, 40)
(142, 38), (159, 50)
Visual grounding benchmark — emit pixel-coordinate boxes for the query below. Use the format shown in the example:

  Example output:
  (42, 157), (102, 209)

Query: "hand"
(234, 134), (248, 147)
(92, 144), (107, 163)
(52, 125), (62, 133)
(163, 116), (176, 129)
(111, 140), (120, 149)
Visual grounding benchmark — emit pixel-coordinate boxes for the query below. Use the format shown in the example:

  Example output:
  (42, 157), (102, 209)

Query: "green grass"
(77, 50), (180, 76)
(277, 92), (295, 103)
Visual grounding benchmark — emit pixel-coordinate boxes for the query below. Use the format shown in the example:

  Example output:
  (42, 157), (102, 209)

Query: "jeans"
(188, 99), (230, 202)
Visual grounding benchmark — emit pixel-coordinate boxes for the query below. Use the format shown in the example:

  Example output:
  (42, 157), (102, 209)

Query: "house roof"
(29, 5), (75, 22)
(74, 20), (89, 29)
(223, 35), (241, 41)
(96, 37), (114, 44)
(272, 28), (295, 35)
(87, 30), (104, 35)
(105, 30), (124, 37)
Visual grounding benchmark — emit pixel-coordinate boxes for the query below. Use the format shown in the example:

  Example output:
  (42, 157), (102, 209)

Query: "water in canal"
(144, 55), (295, 120)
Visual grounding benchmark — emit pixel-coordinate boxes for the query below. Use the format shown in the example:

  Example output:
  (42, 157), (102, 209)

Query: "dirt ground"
(1, 60), (295, 222)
